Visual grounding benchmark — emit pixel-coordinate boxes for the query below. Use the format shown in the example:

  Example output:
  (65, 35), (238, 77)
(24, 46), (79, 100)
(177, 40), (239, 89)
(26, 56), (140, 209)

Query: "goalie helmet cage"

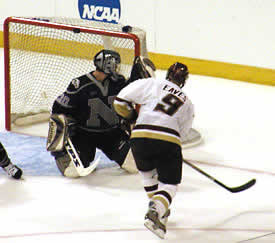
(4, 16), (149, 131)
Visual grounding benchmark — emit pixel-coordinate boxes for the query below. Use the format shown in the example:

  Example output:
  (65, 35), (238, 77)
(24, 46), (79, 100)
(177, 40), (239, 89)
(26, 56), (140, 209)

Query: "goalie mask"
(94, 50), (121, 75)
(166, 62), (189, 88)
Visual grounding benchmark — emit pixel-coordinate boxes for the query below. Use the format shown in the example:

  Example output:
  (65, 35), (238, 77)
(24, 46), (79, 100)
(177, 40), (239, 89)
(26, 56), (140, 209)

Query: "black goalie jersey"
(52, 72), (127, 132)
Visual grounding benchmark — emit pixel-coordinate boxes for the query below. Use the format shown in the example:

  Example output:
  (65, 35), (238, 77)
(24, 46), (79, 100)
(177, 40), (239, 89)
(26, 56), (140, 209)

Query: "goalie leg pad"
(54, 152), (80, 178)
(47, 114), (75, 152)
(121, 149), (138, 174)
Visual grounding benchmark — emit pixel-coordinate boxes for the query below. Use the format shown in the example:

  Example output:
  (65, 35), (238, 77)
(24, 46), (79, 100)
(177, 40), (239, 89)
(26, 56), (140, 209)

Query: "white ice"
(1, 48), (275, 243)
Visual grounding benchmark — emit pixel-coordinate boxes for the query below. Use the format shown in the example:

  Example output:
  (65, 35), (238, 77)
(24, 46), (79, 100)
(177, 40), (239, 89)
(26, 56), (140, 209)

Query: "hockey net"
(4, 16), (148, 131)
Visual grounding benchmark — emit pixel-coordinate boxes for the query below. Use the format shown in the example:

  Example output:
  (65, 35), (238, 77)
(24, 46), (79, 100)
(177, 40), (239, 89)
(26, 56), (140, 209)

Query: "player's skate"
(3, 163), (23, 179)
(144, 201), (170, 239)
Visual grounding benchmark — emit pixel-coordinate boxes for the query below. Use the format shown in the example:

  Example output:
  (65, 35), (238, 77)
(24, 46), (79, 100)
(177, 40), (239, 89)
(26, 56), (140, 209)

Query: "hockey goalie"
(46, 50), (156, 178)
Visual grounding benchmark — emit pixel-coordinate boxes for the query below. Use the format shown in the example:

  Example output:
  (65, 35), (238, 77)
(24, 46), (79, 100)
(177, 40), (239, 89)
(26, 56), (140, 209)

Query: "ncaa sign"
(78, 0), (121, 24)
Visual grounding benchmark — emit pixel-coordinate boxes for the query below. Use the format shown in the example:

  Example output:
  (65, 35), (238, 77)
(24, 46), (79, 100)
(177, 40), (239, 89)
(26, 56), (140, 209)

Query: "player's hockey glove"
(119, 118), (132, 136)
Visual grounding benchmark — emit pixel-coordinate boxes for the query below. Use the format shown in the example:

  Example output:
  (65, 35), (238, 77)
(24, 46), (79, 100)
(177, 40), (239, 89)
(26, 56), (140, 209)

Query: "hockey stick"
(65, 137), (100, 176)
(182, 158), (256, 193)
(42, 91), (100, 177)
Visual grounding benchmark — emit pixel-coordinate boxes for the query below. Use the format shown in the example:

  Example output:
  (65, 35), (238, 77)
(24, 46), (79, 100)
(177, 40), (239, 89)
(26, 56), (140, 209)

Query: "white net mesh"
(4, 17), (148, 128)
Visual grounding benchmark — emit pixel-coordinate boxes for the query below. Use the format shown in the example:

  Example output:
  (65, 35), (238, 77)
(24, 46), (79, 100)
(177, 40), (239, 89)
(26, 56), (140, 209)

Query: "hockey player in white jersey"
(113, 62), (194, 239)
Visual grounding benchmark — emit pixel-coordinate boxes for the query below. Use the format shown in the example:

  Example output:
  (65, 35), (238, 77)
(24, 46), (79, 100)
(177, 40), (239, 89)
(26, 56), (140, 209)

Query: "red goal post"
(4, 16), (148, 131)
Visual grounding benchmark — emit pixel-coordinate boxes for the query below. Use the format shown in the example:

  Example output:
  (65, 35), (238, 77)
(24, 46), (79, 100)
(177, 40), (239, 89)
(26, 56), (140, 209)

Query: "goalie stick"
(182, 158), (256, 193)
(65, 137), (100, 177)
(42, 91), (100, 177)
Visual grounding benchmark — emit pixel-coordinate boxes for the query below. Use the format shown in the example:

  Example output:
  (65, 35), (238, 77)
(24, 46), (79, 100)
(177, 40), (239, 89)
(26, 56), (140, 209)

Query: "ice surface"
(1, 49), (275, 242)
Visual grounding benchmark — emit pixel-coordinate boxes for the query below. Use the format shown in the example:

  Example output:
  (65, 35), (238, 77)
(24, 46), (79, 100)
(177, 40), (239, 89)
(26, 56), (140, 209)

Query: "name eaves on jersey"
(163, 84), (186, 99)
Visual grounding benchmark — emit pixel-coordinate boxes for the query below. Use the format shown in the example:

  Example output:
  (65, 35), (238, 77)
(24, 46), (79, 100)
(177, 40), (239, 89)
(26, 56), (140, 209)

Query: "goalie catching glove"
(114, 56), (155, 125)
(128, 56), (156, 83)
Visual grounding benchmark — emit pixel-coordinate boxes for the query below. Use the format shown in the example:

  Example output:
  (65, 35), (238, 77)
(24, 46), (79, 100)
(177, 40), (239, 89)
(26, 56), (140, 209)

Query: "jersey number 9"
(154, 94), (183, 116)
